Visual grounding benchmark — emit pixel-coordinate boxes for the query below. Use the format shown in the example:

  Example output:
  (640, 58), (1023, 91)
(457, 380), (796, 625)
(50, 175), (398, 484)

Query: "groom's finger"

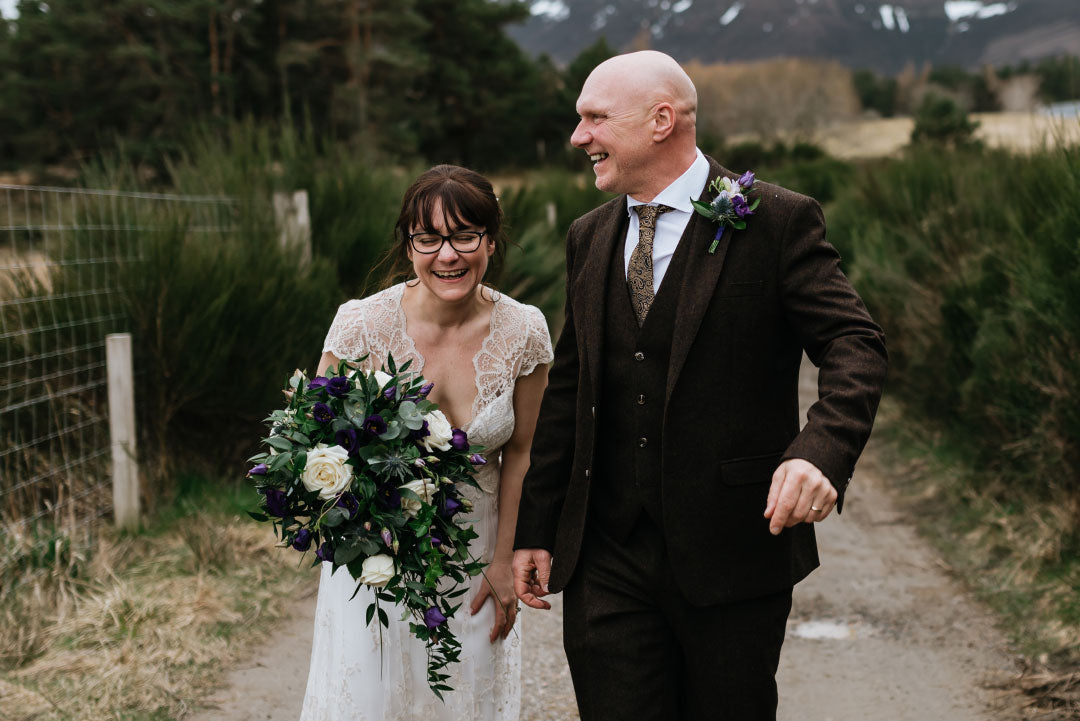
(513, 549), (552, 610)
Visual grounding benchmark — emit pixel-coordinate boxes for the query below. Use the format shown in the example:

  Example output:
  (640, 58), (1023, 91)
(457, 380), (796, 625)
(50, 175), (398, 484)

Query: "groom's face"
(571, 70), (656, 197)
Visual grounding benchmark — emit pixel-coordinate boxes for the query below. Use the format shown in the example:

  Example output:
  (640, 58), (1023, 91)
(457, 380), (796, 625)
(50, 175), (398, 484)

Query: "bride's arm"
(316, 351), (340, 376)
(470, 364), (549, 642)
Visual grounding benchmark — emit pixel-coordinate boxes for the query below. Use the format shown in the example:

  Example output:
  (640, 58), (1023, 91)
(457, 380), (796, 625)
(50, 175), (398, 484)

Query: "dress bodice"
(321, 283), (553, 494)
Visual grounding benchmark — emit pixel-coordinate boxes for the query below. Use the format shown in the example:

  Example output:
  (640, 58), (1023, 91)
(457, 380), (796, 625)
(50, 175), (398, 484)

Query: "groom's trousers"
(563, 512), (792, 721)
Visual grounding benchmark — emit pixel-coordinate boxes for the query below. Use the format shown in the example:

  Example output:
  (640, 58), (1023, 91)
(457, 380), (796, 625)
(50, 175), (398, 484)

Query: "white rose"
(301, 443), (353, 499)
(373, 370), (393, 389)
(398, 478), (439, 518)
(420, 410), (454, 452)
(359, 554), (396, 588)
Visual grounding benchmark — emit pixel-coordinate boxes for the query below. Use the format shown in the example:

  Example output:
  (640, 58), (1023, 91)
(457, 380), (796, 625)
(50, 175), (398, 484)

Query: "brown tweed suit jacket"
(514, 156), (888, 605)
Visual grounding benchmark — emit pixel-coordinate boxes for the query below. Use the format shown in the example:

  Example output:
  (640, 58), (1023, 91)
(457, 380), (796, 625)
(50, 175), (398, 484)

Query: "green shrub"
(910, 93), (981, 148)
(833, 145), (1080, 502)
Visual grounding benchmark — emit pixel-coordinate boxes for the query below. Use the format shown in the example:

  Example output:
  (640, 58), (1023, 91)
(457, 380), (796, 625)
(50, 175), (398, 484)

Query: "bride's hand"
(470, 560), (519, 643)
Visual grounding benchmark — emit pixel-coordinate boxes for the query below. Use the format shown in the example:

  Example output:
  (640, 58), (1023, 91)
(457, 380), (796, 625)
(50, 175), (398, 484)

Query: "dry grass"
(0, 513), (314, 720)
(809, 111), (1080, 159)
(873, 399), (1080, 666)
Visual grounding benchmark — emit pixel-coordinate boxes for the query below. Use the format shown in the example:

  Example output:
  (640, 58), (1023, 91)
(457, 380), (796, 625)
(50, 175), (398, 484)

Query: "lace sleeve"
(515, 305), (554, 379)
(321, 300), (368, 361)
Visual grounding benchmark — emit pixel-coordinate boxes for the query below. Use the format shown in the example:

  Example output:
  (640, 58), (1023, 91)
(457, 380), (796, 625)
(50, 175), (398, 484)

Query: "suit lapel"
(575, 199), (629, 396)
(665, 158), (739, 405)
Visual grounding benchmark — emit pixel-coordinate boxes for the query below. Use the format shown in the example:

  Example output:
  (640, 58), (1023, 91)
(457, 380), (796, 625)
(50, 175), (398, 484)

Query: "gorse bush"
(833, 145), (1080, 508)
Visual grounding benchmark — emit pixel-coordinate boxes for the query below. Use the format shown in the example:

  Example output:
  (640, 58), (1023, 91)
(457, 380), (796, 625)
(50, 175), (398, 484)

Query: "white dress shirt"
(624, 148), (711, 291)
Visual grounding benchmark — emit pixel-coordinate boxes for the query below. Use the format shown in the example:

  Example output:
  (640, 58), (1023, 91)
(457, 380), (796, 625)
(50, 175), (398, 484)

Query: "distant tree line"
(853, 55), (1080, 117)
(0, 0), (617, 172)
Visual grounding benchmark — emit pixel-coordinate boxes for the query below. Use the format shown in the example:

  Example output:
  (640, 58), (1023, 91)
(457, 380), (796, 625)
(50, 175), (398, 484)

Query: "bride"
(299, 165), (553, 720)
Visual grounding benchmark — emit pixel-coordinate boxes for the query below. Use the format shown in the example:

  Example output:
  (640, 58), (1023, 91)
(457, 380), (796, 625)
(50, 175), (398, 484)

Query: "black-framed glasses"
(408, 230), (486, 254)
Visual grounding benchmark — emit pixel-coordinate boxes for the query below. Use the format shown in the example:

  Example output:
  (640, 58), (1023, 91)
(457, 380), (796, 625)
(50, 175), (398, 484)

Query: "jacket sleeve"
(513, 222), (583, 552)
(777, 197), (888, 511)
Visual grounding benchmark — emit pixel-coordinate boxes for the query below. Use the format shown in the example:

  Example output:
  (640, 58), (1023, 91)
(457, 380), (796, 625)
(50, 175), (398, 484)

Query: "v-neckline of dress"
(393, 283), (499, 432)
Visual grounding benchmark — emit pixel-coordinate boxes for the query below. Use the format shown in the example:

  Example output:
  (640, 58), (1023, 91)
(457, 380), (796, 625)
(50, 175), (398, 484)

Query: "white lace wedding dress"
(299, 283), (553, 721)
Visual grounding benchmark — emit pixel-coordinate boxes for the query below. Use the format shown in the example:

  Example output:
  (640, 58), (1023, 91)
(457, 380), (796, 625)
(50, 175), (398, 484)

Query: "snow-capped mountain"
(508, 0), (1080, 73)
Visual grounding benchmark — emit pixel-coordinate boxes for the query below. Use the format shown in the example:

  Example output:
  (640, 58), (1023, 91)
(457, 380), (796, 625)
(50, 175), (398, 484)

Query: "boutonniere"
(691, 171), (760, 253)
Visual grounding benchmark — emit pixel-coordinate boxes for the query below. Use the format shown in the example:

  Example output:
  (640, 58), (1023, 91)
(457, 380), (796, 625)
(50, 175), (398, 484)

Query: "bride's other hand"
(471, 560), (518, 642)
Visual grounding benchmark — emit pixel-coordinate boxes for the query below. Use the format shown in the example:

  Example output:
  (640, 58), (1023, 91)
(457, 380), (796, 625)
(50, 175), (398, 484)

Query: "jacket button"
(634, 351), (645, 361)
(638, 437), (648, 448)
(585, 468), (591, 478)
(591, 405), (595, 417)
(637, 394), (645, 405)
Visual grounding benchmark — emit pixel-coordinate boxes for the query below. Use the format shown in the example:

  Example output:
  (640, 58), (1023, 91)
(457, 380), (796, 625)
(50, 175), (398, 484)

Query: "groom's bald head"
(588, 51), (698, 130)
(571, 51), (700, 200)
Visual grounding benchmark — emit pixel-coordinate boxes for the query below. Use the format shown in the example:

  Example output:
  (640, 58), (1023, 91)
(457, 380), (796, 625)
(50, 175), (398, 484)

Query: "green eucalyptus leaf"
(266, 436), (293, 452)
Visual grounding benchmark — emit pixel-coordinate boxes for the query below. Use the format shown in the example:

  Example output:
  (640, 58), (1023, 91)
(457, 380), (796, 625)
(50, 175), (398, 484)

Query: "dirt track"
(189, 361), (1023, 720)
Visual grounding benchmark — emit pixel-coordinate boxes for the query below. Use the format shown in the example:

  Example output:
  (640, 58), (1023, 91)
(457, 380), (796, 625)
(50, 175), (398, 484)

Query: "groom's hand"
(512, 548), (553, 610)
(764, 458), (837, 535)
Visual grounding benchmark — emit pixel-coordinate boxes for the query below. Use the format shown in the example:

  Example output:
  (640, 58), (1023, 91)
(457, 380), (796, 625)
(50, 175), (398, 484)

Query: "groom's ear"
(651, 102), (676, 142)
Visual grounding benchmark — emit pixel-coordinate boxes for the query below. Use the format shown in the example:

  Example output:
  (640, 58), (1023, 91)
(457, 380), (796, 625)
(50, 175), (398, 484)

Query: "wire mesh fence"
(0, 184), (236, 540)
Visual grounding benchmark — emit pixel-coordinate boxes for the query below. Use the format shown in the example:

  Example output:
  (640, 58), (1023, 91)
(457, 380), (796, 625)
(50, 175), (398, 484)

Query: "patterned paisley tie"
(627, 204), (674, 326)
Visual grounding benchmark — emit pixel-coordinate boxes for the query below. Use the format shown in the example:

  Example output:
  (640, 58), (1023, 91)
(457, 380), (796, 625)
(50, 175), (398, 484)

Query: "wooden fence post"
(106, 333), (140, 530)
(273, 190), (312, 265)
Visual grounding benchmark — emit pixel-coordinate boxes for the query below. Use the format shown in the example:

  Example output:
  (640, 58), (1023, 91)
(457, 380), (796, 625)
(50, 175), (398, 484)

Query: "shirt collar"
(626, 148), (710, 216)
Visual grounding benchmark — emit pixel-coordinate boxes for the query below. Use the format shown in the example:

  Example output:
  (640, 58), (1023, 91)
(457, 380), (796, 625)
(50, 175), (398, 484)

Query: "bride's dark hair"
(370, 165), (507, 293)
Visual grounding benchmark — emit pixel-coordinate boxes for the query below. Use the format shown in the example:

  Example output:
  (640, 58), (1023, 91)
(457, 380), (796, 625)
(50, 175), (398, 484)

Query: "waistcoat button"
(638, 437), (648, 448)
(634, 351), (645, 361)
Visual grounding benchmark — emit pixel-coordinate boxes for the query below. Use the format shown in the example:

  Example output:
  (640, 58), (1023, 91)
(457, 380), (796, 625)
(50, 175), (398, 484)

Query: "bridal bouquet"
(246, 355), (486, 698)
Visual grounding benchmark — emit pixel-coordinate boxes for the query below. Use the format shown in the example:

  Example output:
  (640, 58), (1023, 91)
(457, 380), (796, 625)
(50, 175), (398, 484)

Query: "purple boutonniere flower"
(691, 170), (762, 253)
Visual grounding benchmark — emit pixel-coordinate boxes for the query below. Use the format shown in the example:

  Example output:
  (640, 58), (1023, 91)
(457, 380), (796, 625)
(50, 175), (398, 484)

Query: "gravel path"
(190, 361), (1023, 720)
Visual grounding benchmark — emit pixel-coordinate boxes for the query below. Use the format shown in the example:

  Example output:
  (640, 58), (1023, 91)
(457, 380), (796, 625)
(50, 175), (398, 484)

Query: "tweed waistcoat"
(591, 221), (694, 540)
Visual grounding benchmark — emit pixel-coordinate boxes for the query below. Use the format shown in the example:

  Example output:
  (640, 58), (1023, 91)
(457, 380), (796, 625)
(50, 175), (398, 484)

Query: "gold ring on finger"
(811, 505), (822, 512)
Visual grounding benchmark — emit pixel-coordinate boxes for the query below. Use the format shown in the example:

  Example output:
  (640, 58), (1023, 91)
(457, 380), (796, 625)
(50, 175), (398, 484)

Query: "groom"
(512, 51), (887, 720)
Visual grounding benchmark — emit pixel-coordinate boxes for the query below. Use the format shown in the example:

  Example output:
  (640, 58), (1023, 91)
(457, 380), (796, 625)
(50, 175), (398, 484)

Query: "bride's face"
(407, 198), (494, 304)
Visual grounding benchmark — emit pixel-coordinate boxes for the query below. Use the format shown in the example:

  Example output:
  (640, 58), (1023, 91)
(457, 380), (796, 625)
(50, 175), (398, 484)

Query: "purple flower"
(292, 528), (313, 552)
(428, 534), (442, 547)
(419, 382), (434, 397)
(408, 420), (430, 442)
(263, 487), (289, 517)
(248, 463), (268, 476)
(327, 376), (350, 398)
(439, 496), (462, 518)
(363, 414), (387, 437)
(335, 428), (359, 456)
(375, 483), (401, 511)
(424, 606), (447, 629)
(312, 402), (335, 423)
(308, 377), (330, 394)
(381, 528), (393, 547)
(738, 170), (756, 189)
(450, 428), (468, 452)
(335, 492), (359, 518)
(383, 385), (397, 401)
(315, 541), (334, 562)
(470, 453), (487, 466)
(732, 194), (753, 219)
